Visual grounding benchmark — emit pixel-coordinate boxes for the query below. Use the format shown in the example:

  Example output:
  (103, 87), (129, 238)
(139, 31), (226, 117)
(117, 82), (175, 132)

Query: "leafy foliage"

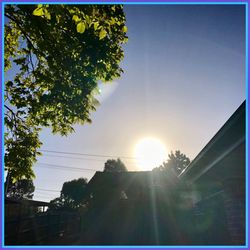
(4, 4), (128, 180)
(103, 158), (127, 172)
(50, 196), (67, 211)
(61, 178), (88, 205)
(153, 150), (191, 176)
(4, 109), (42, 180)
(50, 178), (88, 210)
(5, 174), (35, 199)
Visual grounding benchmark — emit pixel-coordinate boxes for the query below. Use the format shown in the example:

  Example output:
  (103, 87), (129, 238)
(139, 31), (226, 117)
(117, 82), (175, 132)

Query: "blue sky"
(5, 4), (246, 202)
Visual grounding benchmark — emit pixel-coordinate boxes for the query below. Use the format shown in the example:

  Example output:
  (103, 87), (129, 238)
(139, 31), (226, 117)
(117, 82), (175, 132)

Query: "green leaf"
(123, 37), (129, 43)
(85, 15), (91, 25)
(77, 22), (85, 33)
(33, 7), (44, 17)
(99, 29), (107, 40)
(72, 15), (80, 23)
(110, 17), (116, 25)
(44, 10), (51, 20)
(94, 22), (99, 31)
(123, 26), (128, 33)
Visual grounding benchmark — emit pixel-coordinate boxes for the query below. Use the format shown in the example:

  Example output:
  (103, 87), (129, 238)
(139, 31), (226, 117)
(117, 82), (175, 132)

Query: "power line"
(34, 194), (55, 199)
(37, 162), (101, 172)
(40, 154), (139, 168)
(36, 162), (138, 172)
(36, 188), (60, 193)
(37, 164), (84, 173)
(40, 149), (139, 160)
(42, 153), (106, 162)
(35, 192), (55, 197)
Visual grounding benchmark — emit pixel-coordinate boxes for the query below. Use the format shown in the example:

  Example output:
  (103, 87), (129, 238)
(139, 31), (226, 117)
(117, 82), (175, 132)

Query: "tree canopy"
(103, 158), (127, 172)
(4, 4), (128, 181)
(50, 178), (88, 210)
(5, 174), (35, 199)
(153, 150), (191, 176)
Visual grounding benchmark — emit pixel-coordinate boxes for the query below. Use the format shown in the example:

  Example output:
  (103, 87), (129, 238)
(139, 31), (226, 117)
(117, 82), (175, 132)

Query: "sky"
(5, 4), (246, 202)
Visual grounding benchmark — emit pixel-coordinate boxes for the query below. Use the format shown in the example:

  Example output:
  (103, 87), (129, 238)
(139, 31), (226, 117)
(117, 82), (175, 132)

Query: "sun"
(134, 137), (168, 171)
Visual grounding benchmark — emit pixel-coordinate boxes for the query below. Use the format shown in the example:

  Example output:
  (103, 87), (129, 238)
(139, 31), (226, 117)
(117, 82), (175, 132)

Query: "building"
(5, 198), (81, 245)
(81, 101), (246, 245)
(82, 170), (185, 245)
(179, 100), (246, 245)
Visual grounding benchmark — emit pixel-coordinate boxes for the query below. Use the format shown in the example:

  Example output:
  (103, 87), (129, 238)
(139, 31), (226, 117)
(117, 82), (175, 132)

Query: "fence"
(5, 211), (81, 245)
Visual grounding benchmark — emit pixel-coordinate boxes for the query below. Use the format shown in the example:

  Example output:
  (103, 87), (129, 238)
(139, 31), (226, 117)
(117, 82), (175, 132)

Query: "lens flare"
(134, 137), (167, 171)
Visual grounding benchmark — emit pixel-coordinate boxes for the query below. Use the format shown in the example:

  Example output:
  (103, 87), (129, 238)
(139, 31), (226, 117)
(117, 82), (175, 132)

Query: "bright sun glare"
(134, 137), (167, 171)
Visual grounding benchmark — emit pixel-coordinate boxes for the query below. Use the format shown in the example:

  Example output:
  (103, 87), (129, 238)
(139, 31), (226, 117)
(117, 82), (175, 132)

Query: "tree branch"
(4, 13), (45, 58)
(29, 53), (35, 72)
(4, 105), (31, 133)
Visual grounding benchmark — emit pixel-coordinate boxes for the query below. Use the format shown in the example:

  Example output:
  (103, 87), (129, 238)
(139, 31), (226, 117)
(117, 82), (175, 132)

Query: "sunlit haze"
(135, 137), (168, 171)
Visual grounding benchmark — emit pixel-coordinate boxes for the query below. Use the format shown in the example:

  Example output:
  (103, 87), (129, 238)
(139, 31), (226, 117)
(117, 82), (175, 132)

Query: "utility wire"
(36, 188), (61, 193)
(35, 192), (55, 197)
(41, 153), (106, 162)
(40, 154), (139, 168)
(40, 149), (139, 160)
(36, 162), (138, 172)
(37, 162), (101, 172)
(37, 164), (85, 173)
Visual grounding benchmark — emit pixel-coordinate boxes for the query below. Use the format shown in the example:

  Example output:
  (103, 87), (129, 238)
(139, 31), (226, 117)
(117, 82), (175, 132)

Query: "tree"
(5, 173), (35, 199)
(50, 197), (67, 211)
(61, 178), (88, 206)
(153, 150), (191, 176)
(50, 178), (88, 210)
(4, 4), (128, 181)
(103, 158), (127, 172)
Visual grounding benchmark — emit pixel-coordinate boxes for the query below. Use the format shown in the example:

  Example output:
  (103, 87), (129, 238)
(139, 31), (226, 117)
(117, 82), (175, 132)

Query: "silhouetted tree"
(154, 150), (190, 176)
(49, 197), (65, 210)
(5, 173), (35, 199)
(50, 178), (88, 210)
(103, 158), (127, 172)
(62, 178), (88, 206)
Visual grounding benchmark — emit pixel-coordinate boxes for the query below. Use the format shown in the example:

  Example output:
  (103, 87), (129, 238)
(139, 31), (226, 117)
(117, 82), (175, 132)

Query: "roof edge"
(179, 100), (246, 179)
